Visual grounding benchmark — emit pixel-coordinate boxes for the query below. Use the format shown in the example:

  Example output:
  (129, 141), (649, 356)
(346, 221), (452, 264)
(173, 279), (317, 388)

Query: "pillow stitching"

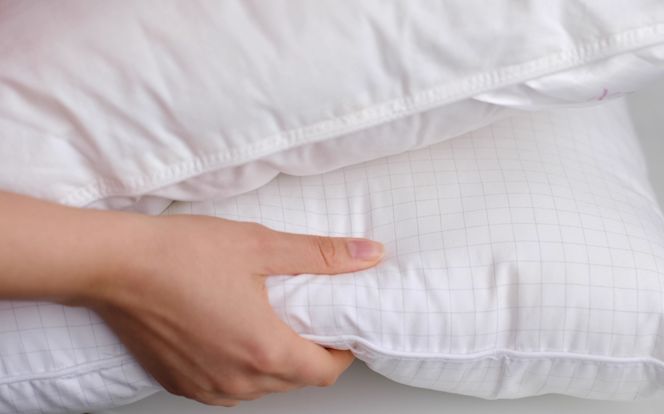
(1, 346), (663, 389)
(0, 355), (143, 387)
(56, 24), (664, 207)
(302, 334), (664, 367)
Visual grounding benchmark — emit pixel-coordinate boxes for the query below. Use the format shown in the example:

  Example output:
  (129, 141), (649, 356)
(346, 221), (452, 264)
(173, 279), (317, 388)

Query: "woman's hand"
(79, 214), (384, 407)
(0, 191), (384, 408)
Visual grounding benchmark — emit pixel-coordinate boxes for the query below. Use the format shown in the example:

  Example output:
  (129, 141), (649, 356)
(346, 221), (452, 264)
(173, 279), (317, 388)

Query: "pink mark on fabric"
(597, 88), (609, 101)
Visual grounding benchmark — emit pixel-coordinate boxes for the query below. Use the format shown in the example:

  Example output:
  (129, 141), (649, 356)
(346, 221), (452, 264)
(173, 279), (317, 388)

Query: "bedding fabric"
(1, 0), (664, 214)
(1, 99), (664, 413)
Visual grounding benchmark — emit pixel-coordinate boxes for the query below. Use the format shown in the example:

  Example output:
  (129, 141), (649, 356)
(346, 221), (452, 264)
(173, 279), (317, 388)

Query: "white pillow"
(178, 99), (664, 401)
(2, 99), (663, 413)
(2, 1), (664, 214)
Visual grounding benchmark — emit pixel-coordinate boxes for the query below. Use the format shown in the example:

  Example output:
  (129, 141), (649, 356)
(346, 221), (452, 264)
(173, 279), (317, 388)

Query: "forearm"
(0, 191), (149, 305)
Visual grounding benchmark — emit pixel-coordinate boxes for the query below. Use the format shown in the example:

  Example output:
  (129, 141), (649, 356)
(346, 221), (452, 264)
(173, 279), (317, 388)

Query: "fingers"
(274, 323), (355, 387)
(321, 348), (355, 383)
(257, 229), (384, 276)
(288, 341), (354, 387)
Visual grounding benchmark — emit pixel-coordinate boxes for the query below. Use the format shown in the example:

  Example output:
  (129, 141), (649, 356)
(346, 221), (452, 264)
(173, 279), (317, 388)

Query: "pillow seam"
(1, 345), (662, 388)
(0, 355), (145, 387)
(60, 23), (664, 207)
(303, 334), (664, 367)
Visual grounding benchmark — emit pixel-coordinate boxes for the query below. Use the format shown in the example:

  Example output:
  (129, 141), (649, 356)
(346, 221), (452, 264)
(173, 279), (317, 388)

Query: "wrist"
(57, 209), (159, 309)
(0, 191), (163, 307)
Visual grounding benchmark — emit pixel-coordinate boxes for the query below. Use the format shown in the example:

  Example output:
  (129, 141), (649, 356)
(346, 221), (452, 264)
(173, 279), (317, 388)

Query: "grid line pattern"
(165, 99), (664, 400)
(1, 99), (663, 412)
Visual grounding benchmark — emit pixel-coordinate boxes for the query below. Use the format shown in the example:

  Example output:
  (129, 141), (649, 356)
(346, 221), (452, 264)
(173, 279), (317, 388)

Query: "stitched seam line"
(303, 333), (664, 368)
(60, 24), (664, 206)
(0, 355), (139, 387)
(2, 338), (662, 388)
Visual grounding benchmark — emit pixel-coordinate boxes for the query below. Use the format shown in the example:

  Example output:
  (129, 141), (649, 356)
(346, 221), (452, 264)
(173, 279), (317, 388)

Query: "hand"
(81, 214), (384, 407)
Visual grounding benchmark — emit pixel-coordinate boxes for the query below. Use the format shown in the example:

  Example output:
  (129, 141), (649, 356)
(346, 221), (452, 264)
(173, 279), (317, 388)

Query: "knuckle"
(313, 236), (337, 269)
(249, 345), (284, 375)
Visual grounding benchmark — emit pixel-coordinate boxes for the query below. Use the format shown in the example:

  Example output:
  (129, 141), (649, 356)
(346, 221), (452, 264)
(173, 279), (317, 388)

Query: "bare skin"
(0, 191), (384, 407)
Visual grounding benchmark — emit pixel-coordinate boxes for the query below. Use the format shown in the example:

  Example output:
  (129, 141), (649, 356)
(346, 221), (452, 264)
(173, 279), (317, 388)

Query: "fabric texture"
(171, 99), (664, 401)
(2, 1), (664, 214)
(1, 99), (663, 413)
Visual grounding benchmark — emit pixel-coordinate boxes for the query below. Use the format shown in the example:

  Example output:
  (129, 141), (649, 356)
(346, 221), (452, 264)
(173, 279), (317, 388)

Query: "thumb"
(257, 230), (384, 276)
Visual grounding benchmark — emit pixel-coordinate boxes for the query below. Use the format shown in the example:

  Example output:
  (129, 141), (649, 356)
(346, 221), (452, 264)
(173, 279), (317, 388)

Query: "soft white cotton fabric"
(176, 99), (664, 401)
(1, 0), (664, 214)
(1, 99), (663, 413)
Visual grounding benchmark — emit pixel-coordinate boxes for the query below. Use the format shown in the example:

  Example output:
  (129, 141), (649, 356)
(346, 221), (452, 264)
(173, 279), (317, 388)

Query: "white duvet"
(1, 1), (663, 213)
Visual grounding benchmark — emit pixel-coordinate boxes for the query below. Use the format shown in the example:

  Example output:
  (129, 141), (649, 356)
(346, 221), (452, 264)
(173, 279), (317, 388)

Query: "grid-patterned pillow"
(1, 99), (663, 414)
(166, 98), (664, 401)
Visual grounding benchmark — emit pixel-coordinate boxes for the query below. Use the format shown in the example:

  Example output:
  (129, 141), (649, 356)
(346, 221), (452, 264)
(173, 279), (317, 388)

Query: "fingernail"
(346, 239), (384, 261)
